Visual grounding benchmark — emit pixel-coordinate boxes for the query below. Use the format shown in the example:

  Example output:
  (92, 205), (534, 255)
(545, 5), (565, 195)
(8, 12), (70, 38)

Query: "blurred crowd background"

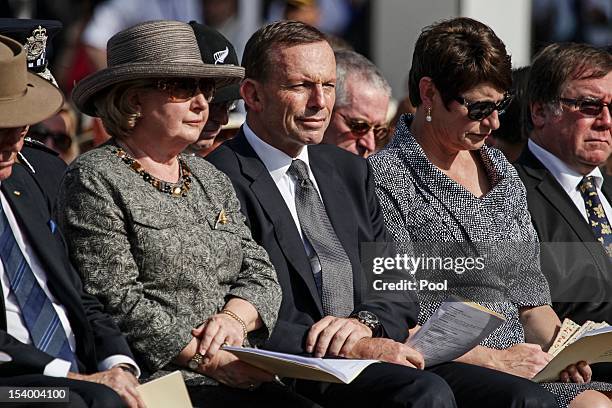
(0, 0), (610, 163)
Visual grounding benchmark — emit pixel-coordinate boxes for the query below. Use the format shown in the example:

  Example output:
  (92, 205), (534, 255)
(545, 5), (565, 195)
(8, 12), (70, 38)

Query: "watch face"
(358, 311), (379, 327)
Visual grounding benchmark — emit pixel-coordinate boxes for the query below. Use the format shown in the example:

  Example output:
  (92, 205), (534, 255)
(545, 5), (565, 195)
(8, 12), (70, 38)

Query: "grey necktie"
(287, 159), (354, 317)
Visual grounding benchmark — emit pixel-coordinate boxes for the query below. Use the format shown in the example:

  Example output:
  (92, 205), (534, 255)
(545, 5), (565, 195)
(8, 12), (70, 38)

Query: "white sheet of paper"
(406, 300), (505, 366)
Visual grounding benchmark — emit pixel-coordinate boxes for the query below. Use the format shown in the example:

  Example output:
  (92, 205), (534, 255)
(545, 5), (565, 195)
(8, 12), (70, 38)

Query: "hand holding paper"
(346, 338), (424, 369)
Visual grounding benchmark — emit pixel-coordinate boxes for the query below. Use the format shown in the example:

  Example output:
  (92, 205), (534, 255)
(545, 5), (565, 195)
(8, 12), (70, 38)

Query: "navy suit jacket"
(207, 130), (418, 354)
(515, 147), (612, 324)
(0, 159), (133, 377)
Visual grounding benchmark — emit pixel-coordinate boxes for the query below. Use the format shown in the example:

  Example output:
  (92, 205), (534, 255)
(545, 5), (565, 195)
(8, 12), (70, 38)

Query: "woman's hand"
(195, 350), (274, 389)
(192, 313), (245, 358)
(494, 343), (552, 379)
(560, 361), (592, 383)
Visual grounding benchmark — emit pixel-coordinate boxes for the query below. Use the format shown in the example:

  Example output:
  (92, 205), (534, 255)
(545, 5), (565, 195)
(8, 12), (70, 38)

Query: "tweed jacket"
(56, 143), (281, 385)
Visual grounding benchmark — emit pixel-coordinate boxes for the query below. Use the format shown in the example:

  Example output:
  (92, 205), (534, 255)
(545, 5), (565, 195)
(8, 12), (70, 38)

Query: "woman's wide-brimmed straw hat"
(0, 34), (63, 127)
(72, 20), (245, 116)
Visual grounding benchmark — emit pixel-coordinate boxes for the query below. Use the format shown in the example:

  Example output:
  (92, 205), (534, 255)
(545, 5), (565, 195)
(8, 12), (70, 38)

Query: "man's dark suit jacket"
(515, 147), (612, 324)
(0, 159), (134, 377)
(207, 131), (418, 354)
(19, 139), (68, 207)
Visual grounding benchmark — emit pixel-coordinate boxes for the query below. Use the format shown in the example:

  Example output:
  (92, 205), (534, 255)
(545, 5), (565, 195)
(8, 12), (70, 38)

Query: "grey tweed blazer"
(56, 143), (281, 385)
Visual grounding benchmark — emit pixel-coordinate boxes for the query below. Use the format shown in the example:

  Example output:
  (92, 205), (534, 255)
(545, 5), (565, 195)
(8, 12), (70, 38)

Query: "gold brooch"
(215, 209), (228, 229)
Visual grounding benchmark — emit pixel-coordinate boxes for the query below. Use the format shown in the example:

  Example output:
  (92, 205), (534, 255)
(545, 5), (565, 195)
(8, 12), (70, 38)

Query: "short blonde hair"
(93, 79), (152, 139)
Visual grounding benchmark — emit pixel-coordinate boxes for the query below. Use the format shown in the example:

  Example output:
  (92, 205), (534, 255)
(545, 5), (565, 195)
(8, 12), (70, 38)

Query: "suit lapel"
(231, 133), (324, 313)
(1, 169), (83, 318)
(521, 148), (604, 243)
(602, 174), (612, 204)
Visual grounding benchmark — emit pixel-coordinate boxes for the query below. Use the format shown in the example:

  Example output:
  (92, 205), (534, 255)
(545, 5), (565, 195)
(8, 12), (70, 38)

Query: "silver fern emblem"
(213, 47), (229, 64)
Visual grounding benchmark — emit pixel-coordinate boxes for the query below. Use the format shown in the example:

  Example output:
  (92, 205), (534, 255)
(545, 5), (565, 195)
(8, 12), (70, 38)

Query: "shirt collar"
(243, 122), (311, 183)
(528, 138), (604, 192)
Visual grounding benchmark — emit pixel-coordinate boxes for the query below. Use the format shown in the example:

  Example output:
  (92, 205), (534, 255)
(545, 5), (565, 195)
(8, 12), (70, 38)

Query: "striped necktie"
(0, 205), (78, 371)
(578, 176), (612, 258)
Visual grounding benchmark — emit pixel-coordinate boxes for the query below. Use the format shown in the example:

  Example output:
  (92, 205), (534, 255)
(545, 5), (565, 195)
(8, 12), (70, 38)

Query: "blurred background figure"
(267, 0), (350, 36)
(322, 49), (391, 158)
(532, 0), (612, 53)
(386, 77), (417, 152)
(486, 66), (530, 163)
(283, 0), (320, 26)
(81, 0), (204, 70)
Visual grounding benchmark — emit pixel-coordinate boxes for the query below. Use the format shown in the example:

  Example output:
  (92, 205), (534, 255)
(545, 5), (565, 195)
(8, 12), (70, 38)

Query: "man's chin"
(0, 165), (14, 182)
(187, 132), (215, 150)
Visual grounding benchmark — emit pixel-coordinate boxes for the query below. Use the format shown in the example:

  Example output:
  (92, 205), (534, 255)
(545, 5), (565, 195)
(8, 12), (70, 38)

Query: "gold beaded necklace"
(113, 147), (192, 197)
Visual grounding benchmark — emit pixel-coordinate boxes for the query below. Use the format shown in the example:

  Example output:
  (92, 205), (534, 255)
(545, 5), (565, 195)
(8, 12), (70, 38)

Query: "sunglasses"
(454, 93), (513, 121)
(28, 129), (72, 151)
(559, 97), (611, 116)
(336, 112), (389, 139)
(155, 78), (215, 102)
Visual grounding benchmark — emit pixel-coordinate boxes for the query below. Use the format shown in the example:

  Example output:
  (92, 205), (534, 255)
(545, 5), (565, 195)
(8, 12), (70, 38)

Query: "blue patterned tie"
(288, 159), (354, 317)
(579, 176), (612, 258)
(0, 206), (78, 371)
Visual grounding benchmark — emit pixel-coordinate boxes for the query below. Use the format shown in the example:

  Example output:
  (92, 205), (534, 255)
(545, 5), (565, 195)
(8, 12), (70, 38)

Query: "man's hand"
(493, 343), (552, 379)
(560, 361), (592, 383)
(67, 367), (145, 408)
(196, 350), (274, 389)
(306, 316), (372, 358)
(347, 338), (425, 369)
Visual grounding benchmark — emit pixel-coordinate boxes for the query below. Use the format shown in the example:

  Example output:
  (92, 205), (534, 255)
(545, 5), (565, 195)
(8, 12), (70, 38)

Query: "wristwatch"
(116, 363), (138, 377)
(349, 310), (382, 337)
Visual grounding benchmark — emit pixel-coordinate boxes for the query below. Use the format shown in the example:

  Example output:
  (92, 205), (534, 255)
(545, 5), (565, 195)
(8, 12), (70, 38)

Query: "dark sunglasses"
(559, 97), (611, 116)
(336, 112), (389, 139)
(155, 78), (215, 102)
(28, 129), (72, 151)
(454, 93), (513, 121)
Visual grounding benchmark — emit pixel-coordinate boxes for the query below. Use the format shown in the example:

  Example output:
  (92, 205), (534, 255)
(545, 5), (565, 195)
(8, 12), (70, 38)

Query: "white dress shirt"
(243, 123), (324, 283)
(528, 139), (612, 222)
(0, 188), (138, 377)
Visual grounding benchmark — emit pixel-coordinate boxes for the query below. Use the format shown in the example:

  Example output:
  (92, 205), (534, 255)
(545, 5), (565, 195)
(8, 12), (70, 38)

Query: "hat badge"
(25, 26), (47, 65)
(213, 47), (229, 65)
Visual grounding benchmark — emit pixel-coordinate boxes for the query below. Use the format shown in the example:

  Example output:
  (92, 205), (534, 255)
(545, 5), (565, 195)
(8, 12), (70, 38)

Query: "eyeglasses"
(454, 93), (513, 121)
(336, 112), (389, 139)
(559, 97), (611, 116)
(28, 129), (72, 151)
(155, 78), (215, 102)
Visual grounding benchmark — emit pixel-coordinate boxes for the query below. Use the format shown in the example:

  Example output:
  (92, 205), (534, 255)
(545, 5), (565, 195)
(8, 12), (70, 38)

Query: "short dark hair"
(242, 20), (327, 81)
(408, 17), (512, 108)
(524, 43), (612, 132)
(491, 66), (530, 144)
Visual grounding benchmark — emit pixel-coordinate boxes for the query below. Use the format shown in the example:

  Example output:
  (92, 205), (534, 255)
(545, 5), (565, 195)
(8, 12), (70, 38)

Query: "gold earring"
(425, 107), (432, 123)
